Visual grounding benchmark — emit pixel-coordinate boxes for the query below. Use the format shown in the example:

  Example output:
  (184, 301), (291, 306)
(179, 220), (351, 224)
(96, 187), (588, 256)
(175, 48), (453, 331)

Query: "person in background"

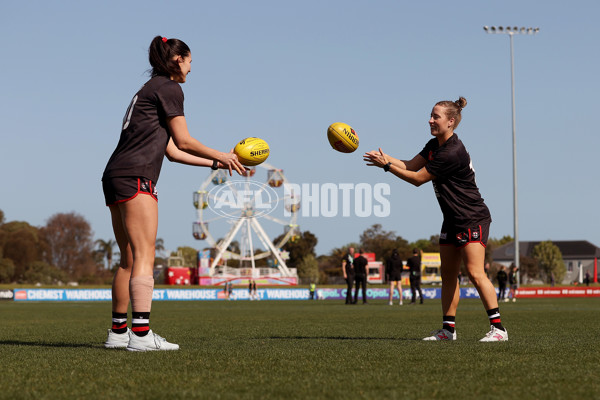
(223, 282), (230, 300)
(252, 280), (259, 300)
(584, 271), (591, 286)
(309, 282), (316, 300)
(406, 248), (423, 305)
(249, 280), (254, 300)
(228, 281), (234, 300)
(341, 247), (356, 305)
(496, 265), (508, 302)
(353, 249), (369, 304)
(386, 249), (404, 306)
(508, 265), (518, 302)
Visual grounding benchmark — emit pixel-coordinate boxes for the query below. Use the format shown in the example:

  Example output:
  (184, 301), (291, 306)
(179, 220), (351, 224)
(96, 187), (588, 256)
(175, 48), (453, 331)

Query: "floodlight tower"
(483, 26), (539, 287)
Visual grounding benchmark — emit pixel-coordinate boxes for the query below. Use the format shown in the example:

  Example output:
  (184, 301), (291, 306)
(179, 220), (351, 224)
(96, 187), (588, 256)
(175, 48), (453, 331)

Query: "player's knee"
(467, 271), (488, 287)
(441, 270), (459, 282)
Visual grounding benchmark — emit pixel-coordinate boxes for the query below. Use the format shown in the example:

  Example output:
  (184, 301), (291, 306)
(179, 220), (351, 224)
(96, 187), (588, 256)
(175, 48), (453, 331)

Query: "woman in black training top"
(102, 36), (244, 351)
(364, 97), (508, 342)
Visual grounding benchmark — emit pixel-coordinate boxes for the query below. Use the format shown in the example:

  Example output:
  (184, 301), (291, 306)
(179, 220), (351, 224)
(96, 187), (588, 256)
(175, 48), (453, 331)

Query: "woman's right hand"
(218, 150), (246, 176)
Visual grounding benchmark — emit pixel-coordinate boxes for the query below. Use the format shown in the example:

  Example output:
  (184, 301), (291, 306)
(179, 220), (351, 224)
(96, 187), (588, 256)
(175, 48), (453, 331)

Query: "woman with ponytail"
(102, 36), (245, 351)
(386, 249), (404, 306)
(364, 97), (508, 342)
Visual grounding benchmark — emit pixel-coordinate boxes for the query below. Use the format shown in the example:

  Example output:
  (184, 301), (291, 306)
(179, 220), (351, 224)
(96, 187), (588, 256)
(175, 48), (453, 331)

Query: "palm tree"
(155, 237), (166, 259)
(95, 239), (116, 270)
(227, 240), (240, 253)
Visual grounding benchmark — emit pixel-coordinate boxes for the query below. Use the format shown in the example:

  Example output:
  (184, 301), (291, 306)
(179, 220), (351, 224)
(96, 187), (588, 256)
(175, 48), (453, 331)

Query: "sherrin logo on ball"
(327, 122), (359, 153)
(234, 137), (270, 166)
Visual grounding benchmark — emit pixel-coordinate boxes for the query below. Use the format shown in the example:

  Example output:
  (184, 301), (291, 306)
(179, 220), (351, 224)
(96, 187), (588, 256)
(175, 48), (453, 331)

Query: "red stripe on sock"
(131, 326), (149, 332)
(112, 323), (127, 330)
(490, 318), (501, 323)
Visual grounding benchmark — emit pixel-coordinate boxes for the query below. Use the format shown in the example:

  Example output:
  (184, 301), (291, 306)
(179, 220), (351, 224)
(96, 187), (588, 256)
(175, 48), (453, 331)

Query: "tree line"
(0, 209), (565, 285)
(0, 209), (112, 284)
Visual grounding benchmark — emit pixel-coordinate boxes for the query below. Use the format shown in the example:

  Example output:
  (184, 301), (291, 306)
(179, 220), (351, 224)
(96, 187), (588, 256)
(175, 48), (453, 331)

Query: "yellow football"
(234, 137), (270, 166)
(327, 122), (359, 153)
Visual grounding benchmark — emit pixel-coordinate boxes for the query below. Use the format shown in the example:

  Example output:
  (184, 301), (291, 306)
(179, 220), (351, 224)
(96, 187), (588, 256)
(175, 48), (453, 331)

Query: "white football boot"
(126, 330), (180, 351)
(104, 328), (130, 349)
(423, 328), (456, 341)
(479, 326), (508, 342)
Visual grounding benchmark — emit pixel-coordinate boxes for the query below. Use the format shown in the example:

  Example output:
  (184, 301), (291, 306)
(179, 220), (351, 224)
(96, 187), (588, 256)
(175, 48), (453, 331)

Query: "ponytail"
(148, 36), (190, 78)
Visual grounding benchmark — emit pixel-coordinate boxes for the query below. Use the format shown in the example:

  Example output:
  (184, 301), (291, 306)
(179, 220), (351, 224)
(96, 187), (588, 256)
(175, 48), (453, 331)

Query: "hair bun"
(455, 97), (467, 110)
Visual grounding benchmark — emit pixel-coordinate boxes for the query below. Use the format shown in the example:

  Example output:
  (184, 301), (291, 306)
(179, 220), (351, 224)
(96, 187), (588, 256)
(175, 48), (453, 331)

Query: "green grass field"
(0, 297), (598, 399)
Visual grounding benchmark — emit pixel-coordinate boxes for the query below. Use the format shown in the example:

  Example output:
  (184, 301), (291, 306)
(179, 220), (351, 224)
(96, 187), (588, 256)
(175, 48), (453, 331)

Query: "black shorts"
(389, 273), (403, 282)
(439, 221), (489, 248)
(102, 177), (158, 206)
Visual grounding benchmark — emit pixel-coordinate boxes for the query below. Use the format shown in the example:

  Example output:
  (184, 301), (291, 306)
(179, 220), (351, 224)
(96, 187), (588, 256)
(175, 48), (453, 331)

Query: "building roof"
(493, 240), (600, 261)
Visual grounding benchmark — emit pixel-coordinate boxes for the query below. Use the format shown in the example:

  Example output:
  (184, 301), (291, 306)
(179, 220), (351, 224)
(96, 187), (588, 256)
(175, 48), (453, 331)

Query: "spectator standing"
(309, 282), (316, 300)
(223, 282), (230, 300)
(386, 249), (404, 306)
(353, 250), (369, 304)
(584, 271), (591, 286)
(406, 249), (424, 304)
(252, 280), (259, 300)
(341, 247), (356, 304)
(508, 266), (518, 302)
(496, 265), (508, 302)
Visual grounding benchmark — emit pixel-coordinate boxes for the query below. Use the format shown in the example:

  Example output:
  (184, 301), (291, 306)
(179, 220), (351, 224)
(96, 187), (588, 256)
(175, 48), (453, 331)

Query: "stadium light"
(484, 26), (539, 287)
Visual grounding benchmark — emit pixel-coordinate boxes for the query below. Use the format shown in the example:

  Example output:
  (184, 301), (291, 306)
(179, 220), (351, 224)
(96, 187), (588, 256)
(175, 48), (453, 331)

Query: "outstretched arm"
(364, 148), (434, 187)
(165, 138), (238, 170)
(167, 115), (245, 175)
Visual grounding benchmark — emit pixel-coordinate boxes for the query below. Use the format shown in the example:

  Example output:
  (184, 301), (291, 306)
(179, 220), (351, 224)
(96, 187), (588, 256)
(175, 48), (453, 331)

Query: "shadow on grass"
(265, 336), (423, 341)
(0, 340), (100, 349)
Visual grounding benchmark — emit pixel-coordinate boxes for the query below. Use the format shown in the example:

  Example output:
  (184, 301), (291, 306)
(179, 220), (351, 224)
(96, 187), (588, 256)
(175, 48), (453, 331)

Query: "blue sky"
(1, 0), (598, 257)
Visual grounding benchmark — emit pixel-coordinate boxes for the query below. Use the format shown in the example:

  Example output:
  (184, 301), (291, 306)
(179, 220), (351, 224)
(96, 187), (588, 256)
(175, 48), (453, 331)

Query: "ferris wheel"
(192, 162), (301, 277)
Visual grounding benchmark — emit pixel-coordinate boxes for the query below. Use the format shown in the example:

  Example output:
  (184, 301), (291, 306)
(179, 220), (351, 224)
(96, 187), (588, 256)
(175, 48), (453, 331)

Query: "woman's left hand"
(363, 148), (389, 168)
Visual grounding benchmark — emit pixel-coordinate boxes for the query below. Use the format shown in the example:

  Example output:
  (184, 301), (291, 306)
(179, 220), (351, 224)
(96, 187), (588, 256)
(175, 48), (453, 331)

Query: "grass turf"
(0, 298), (598, 399)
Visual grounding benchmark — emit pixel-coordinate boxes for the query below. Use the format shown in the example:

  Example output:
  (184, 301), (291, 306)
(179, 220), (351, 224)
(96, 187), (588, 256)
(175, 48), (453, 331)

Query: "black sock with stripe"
(486, 307), (505, 331)
(111, 312), (128, 334)
(442, 315), (456, 333)
(132, 312), (150, 337)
